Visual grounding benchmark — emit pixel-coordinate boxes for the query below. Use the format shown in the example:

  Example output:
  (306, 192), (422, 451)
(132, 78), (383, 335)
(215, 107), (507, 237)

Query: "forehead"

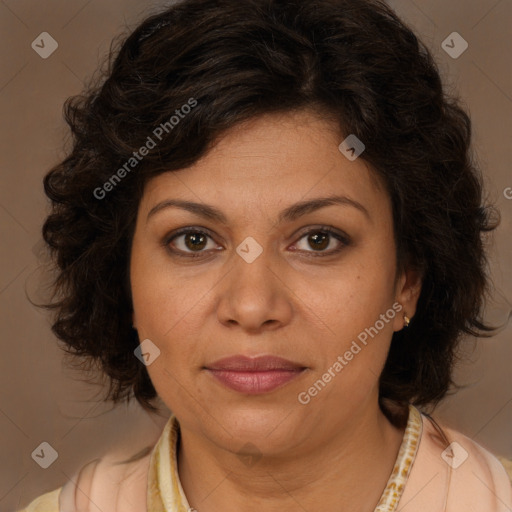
(139, 110), (388, 221)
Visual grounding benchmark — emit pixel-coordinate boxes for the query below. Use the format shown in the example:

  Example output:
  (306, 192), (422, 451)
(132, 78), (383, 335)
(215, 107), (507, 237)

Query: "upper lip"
(205, 355), (306, 371)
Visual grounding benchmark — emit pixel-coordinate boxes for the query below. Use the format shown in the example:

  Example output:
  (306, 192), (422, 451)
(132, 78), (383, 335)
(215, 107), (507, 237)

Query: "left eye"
(292, 228), (348, 255)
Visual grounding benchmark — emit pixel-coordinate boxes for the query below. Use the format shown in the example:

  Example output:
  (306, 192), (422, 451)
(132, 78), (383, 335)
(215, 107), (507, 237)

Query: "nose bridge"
(231, 234), (276, 295)
(215, 234), (293, 330)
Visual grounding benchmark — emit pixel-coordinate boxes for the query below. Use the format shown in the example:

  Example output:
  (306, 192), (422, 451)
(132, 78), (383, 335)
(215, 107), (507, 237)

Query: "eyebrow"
(146, 194), (371, 225)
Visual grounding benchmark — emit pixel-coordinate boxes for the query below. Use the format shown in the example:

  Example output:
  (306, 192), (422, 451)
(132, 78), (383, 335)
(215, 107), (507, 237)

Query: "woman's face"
(130, 110), (420, 456)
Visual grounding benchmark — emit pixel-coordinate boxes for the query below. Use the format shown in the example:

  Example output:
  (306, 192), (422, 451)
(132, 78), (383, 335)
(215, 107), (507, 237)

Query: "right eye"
(164, 228), (222, 258)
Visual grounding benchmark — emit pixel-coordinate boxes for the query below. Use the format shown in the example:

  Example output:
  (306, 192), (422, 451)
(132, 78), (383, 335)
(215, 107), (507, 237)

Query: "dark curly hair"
(40, 0), (499, 427)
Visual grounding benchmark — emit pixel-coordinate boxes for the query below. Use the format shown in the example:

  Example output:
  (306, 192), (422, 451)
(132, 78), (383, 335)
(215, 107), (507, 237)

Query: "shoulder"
(399, 410), (512, 511)
(61, 446), (154, 512)
(18, 415), (169, 512)
(440, 421), (512, 506)
(18, 445), (155, 512)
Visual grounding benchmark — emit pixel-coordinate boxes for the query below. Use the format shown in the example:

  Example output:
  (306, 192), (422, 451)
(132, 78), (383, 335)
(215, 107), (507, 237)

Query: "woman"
(19, 0), (512, 511)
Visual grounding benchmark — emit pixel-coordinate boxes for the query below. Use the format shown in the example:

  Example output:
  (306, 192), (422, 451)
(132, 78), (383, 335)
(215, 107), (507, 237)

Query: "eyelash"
(162, 226), (351, 259)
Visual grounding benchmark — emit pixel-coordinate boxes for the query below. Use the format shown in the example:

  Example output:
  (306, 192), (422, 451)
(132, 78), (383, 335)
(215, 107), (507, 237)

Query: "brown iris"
(308, 232), (329, 251)
(184, 232), (208, 251)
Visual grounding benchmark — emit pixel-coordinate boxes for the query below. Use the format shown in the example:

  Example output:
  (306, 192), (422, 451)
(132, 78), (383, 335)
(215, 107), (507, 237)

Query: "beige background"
(0, 0), (511, 510)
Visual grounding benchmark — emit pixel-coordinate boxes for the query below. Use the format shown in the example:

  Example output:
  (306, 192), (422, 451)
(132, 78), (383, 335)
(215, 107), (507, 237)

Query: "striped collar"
(147, 405), (423, 511)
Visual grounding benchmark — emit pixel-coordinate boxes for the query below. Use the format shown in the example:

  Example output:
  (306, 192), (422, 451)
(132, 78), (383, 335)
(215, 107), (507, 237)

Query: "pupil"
(185, 233), (206, 251)
(309, 232), (329, 251)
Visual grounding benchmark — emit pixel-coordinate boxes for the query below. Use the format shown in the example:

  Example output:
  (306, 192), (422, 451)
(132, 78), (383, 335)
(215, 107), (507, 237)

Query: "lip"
(205, 355), (307, 394)
(206, 355), (305, 371)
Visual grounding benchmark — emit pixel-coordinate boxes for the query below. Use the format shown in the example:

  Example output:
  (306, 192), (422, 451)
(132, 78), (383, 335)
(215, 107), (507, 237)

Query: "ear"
(393, 266), (423, 331)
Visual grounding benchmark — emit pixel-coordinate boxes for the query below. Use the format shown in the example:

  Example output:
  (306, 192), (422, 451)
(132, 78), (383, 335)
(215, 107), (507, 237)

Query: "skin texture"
(130, 110), (422, 512)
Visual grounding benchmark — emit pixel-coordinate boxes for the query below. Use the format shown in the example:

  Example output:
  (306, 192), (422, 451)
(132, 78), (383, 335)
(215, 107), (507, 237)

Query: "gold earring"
(403, 314), (410, 327)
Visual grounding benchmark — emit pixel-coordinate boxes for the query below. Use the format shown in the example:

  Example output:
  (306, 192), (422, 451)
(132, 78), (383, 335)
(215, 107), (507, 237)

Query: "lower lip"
(206, 369), (304, 394)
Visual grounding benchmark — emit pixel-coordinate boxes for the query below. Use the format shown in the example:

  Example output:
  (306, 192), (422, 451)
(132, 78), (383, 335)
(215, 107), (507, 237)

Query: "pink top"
(18, 405), (512, 512)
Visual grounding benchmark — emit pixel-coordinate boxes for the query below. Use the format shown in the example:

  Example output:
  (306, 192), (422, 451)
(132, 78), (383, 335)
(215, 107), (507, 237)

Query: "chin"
(214, 405), (302, 447)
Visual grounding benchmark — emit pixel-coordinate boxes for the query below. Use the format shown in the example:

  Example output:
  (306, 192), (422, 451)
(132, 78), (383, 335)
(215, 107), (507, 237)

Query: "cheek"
(130, 248), (213, 387)
(345, 237), (398, 317)
(130, 244), (196, 335)
(299, 256), (395, 335)
(298, 253), (397, 387)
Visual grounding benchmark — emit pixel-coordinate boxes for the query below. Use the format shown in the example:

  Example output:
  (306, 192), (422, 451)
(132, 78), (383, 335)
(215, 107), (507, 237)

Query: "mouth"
(204, 355), (307, 394)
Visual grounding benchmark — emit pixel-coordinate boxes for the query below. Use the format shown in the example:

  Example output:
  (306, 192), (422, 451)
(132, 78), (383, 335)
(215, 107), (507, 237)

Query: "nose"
(215, 243), (294, 333)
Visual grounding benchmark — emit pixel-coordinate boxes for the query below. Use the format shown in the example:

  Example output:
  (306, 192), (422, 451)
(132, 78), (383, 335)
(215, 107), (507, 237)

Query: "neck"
(177, 400), (406, 512)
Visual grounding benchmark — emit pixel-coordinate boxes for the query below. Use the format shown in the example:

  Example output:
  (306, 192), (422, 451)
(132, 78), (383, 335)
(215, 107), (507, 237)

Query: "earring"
(403, 314), (410, 327)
